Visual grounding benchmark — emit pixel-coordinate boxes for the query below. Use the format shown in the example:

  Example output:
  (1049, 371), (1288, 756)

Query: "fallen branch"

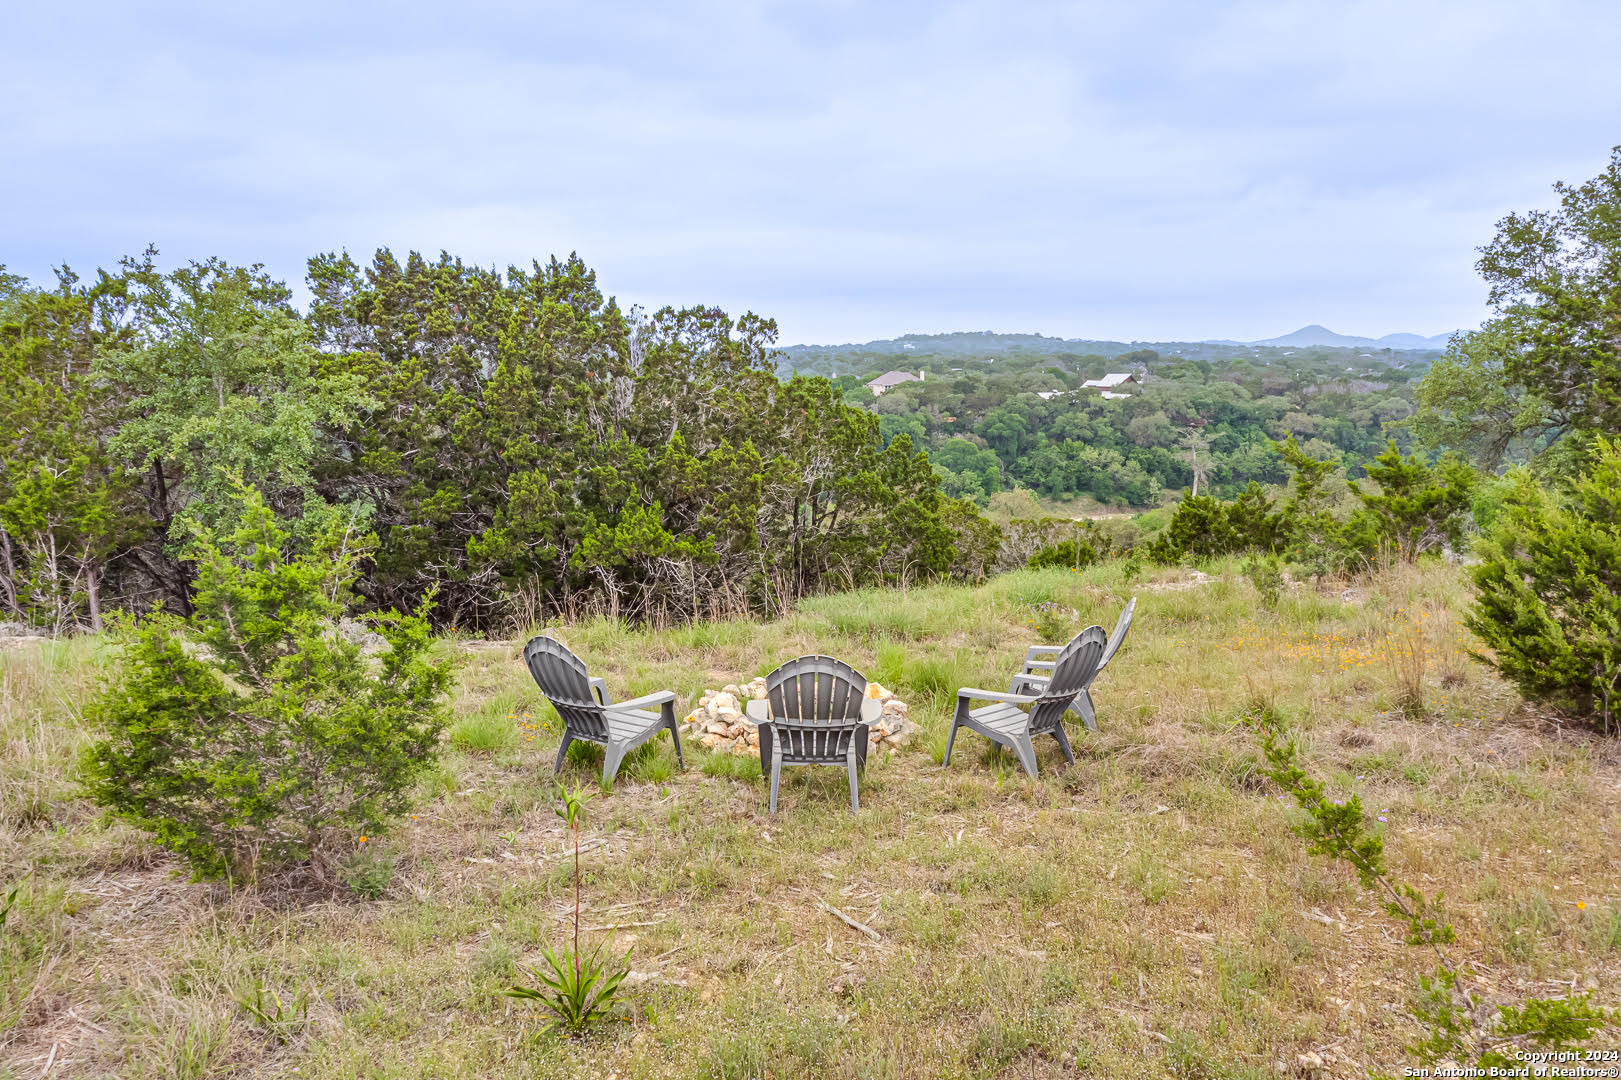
(819, 899), (881, 941)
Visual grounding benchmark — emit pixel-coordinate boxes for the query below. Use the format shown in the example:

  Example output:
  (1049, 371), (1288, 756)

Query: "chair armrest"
(746, 699), (772, 723)
(588, 676), (611, 706)
(1024, 644), (1062, 660)
(860, 698), (882, 724)
(1023, 659), (1055, 673)
(615, 690), (677, 711)
(957, 687), (1038, 705)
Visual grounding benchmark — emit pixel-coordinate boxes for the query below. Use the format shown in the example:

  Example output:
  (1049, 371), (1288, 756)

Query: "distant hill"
(1246, 325), (1456, 350)
(777, 327), (1453, 378)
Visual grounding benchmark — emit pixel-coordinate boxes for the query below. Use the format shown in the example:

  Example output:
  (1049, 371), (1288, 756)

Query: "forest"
(0, 250), (972, 632)
(795, 334), (1439, 509)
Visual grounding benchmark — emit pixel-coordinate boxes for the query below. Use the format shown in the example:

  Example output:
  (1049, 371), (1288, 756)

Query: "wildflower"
(1377, 816), (1387, 823)
(1578, 901), (1588, 910)
(359, 835), (368, 843)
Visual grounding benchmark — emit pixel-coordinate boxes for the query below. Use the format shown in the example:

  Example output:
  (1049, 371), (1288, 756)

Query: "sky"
(3, 1), (1619, 346)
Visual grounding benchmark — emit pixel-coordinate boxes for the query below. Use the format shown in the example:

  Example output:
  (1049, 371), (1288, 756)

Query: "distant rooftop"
(1081, 372), (1139, 389)
(866, 369), (924, 395)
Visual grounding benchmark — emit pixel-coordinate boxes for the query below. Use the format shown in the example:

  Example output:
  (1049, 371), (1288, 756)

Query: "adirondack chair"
(745, 656), (882, 813)
(945, 625), (1107, 777)
(522, 635), (685, 786)
(1012, 596), (1135, 731)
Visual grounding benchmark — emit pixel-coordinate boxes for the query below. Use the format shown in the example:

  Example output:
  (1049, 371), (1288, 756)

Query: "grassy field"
(2, 560), (1619, 1079)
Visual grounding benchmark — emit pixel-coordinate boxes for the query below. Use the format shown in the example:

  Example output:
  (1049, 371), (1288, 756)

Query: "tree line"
(815, 339), (1429, 510)
(0, 248), (981, 631)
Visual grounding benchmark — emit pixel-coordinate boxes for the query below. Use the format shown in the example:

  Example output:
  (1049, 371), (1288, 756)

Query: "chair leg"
(769, 752), (783, 813)
(846, 749), (861, 813)
(943, 718), (961, 766)
(603, 742), (627, 787)
(552, 733), (574, 776)
(1052, 723), (1075, 765)
(668, 716), (686, 769)
(1074, 690), (1097, 732)
(1011, 734), (1039, 778)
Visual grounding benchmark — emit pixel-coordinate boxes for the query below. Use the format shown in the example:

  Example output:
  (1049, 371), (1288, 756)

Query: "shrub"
(80, 486), (451, 883)
(1242, 552), (1285, 610)
(1025, 520), (1112, 571)
(1147, 483), (1282, 564)
(1468, 440), (1621, 734)
(1345, 441), (1477, 563)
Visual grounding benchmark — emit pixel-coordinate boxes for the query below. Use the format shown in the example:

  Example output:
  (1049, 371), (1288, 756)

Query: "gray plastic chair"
(1013, 596), (1135, 731)
(523, 635), (684, 786)
(745, 656), (881, 813)
(945, 625), (1107, 777)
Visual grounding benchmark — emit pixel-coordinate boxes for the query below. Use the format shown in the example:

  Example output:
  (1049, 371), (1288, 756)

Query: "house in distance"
(866, 370), (926, 396)
(1081, 372), (1139, 399)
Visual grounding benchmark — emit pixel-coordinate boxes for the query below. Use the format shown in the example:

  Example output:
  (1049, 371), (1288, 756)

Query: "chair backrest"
(1026, 626), (1107, 734)
(762, 655), (869, 761)
(523, 636), (609, 740)
(1096, 596), (1137, 676)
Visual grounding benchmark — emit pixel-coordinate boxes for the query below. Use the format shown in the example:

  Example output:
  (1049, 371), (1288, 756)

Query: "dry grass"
(2, 561), (1619, 1078)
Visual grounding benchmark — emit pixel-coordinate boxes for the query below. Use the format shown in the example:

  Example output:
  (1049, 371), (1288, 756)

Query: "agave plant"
(504, 782), (632, 1036)
(504, 941), (631, 1036)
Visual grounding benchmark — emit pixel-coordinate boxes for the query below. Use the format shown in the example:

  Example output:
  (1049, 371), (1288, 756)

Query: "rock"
(704, 720), (731, 736)
(880, 700), (908, 717)
(334, 618), (388, 654)
(699, 732), (723, 749)
(864, 682), (887, 701)
(710, 692), (739, 714)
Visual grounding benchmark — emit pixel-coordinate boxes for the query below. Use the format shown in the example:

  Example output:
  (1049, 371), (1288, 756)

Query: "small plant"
(504, 782), (630, 1036)
(1249, 705), (1614, 1065)
(1028, 601), (1075, 643)
(1385, 614), (1429, 718)
(1242, 552), (1285, 610)
(231, 978), (310, 1047)
(0, 872), (29, 931)
(341, 842), (397, 900)
(1121, 552), (1144, 586)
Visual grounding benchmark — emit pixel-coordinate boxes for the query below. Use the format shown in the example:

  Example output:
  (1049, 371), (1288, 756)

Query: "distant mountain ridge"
(1240, 325), (1457, 350)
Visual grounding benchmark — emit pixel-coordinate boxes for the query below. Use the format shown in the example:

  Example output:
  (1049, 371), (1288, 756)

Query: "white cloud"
(2, 0), (1617, 343)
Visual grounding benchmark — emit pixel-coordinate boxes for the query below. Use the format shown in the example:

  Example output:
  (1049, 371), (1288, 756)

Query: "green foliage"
(1251, 707), (1614, 1065)
(504, 941), (632, 1037)
(0, 268), (143, 631)
(1242, 553), (1284, 609)
(231, 978), (311, 1047)
(1345, 441), (1477, 562)
(1026, 520), (1112, 571)
(505, 782), (632, 1036)
(1468, 439), (1621, 733)
(1028, 601), (1075, 642)
(341, 842), (398, 900)
(1147, 483), (1282, 563)
(78, 486), (451, 882)
(0, 872), (28, 931)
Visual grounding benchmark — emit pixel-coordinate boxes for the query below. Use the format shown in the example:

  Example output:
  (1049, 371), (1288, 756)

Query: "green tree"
(1468, 439), (1621, 734)
(0, 269), (145, 629)
(98, 251), (374, 608)
(1424, 146), (1621, 471)
(80, 486), (450, 882)
(1345, 442), (1477, 562)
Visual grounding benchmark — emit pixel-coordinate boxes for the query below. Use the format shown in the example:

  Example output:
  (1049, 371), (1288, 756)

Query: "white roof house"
(866, 370), (925, 395)
(1081, 372), (1139, 390)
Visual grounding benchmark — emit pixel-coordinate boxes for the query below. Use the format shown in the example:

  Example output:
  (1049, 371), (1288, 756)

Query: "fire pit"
(679, 677), (914, 754)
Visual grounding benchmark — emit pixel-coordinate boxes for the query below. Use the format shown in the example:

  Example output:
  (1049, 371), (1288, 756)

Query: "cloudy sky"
(3, 1), (1618, 344)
